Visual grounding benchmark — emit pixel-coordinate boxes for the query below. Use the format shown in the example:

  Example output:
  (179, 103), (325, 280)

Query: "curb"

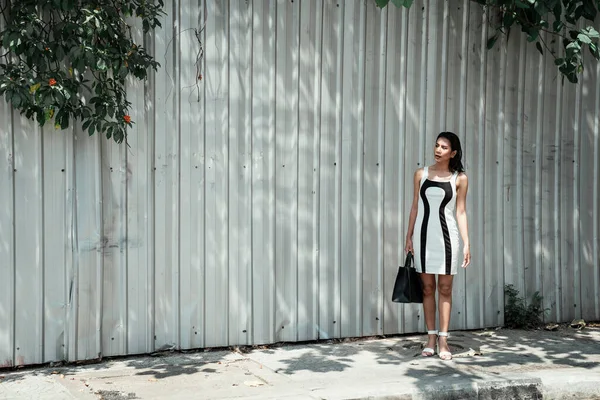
(346, 378), (543, 400)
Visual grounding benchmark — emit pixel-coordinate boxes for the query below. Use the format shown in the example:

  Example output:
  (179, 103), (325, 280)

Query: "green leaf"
(56, 45), (66, 61)
(574, 5), (584, 20)
(566, 43), (580, 58)
(559, 64), (572, 76)
(96, 105), (106, 119)
(45, 107), (55, 121)
(36, 110), (46, 125)
(82, 119), (92, 131)
(375, 0), (389, 6)
(589, 43), (600, 59)
(527, 30), (539, 42)
(553, 2), (562, 21)
(503, 13), (516, 28)
(487, 34), (499, 50)
(584, 27), (600, 38)
(554, 57), (564, 66)
(4, 32), (17, 49)
(29, 83), (41, 94)
(582, 1), (597, 20)
(536, 42), (544, 55)
(114, 128), (124, 144)
(2, 33), (10, 49)
(553, 20), (564, 32)
(11, 91), (21, 107)
(96, 58), (107, 70)
(534, 1), (548, 14)
(578, 33), (592, 44)
(515, 0), (529, 8)
(60, 112), (69, 129)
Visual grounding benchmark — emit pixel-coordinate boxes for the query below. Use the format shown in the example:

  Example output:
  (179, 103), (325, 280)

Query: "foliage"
(504, 284), (546, 329)
(0, 0), (164, 143)
(376, 0), (600, 84)
(375, 0), (414, 8)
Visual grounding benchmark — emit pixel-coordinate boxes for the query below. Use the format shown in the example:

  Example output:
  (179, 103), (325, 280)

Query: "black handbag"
(391, 252), (423, 303)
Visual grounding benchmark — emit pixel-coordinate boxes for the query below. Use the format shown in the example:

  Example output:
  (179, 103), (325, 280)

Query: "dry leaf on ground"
(244, 380), (265, 387)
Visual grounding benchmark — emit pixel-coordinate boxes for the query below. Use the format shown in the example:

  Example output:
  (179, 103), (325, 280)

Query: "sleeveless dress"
(413, 166), (460, 275)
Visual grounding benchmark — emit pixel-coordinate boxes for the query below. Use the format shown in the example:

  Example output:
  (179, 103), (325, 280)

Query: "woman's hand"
(405, 237), (413, 254)
(461, 245), (471, 268)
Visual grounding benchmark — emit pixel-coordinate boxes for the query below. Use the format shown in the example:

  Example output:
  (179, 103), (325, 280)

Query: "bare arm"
(456, 173), (471, 268)
(404, 168), (423, 253)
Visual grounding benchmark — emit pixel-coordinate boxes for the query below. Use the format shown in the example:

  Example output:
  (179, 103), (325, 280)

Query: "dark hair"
(437, 132), (464, 173)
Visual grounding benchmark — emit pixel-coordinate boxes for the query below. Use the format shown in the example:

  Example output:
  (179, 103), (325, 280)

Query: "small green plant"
(504, 284), (546, 329)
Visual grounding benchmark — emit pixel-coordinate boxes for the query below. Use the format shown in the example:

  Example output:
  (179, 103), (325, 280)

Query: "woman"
(405, 132), (471, 360)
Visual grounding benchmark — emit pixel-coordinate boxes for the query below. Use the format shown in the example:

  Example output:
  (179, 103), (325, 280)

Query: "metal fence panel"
(1, 0), (599, 366)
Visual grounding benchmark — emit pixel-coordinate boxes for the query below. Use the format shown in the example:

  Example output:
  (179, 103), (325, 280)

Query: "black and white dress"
(413, 166), (460, 275)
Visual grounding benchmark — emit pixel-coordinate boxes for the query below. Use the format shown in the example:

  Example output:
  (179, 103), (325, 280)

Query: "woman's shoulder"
(456, 171), (468, 185)
(413, 167), (425, 180)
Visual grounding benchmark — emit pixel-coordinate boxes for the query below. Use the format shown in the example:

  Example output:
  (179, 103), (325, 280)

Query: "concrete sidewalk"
(1, 326), (599, 399)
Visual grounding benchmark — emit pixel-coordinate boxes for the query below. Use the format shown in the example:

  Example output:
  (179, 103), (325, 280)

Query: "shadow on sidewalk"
(244, 326), (600, 390)
(0, 326), (598, 388)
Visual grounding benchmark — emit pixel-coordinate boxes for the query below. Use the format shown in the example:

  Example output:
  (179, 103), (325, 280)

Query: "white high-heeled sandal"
(422, 330), (438, 357)
(437, 332), (452, 360)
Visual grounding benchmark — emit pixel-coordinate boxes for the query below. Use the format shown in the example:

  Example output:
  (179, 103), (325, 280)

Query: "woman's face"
(434, 137), (457, 164)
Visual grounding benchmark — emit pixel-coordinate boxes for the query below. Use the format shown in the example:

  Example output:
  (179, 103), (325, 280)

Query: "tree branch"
(0, 0), (10, 26)
(538, 33), (557, 59)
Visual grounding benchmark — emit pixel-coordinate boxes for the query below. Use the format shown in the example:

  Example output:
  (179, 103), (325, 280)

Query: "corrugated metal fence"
(1, 0), (599, 366)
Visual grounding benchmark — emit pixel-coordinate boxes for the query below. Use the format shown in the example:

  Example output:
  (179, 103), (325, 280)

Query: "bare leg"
(437, 275), (454, 355)
(420, 273), (437, 353)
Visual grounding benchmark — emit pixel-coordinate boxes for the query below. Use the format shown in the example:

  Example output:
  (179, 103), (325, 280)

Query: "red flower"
(48, 78), (57, 86)
(123, 115), (131, 124)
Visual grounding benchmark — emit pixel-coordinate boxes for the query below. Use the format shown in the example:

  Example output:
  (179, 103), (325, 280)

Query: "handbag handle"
(404, 252), (414, 268)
